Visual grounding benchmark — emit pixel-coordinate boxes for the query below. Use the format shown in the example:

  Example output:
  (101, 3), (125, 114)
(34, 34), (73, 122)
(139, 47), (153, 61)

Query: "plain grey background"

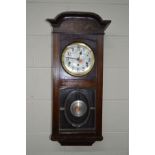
(26, 0), (129, 155)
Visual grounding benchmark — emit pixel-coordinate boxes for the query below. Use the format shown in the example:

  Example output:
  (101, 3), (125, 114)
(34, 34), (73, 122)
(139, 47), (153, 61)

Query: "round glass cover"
(70, 100), (87, 117)
(61, 42), (95, 76)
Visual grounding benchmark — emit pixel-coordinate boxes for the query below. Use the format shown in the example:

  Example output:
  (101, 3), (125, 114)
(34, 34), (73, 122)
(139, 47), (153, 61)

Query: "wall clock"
(47, 11), (111, 146)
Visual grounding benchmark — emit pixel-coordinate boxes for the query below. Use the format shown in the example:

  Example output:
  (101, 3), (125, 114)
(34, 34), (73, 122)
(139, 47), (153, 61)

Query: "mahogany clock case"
(47, 12), (111, 146)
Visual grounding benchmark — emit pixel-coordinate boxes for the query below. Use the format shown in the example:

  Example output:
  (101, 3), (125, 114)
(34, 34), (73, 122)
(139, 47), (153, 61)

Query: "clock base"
(59, 141), (95, 146)
(51, 135), (103, 146)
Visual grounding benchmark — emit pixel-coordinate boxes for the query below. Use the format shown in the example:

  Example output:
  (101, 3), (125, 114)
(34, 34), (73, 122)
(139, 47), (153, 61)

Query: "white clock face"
(61, 42), (95, 76)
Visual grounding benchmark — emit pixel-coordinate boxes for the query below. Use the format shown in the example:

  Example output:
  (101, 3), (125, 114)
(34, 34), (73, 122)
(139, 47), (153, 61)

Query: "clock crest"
(47, 11), (111, 146)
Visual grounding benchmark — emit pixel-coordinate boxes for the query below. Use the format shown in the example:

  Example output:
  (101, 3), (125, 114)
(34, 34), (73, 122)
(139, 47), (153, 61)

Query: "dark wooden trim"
(46, 11), (111, 28)
(51, 134), (103, 146)
(59, 79), (96, 88)
(51, 33), (60, 138)
(96, 35), (104, 137)
(46, 11), (111, 34)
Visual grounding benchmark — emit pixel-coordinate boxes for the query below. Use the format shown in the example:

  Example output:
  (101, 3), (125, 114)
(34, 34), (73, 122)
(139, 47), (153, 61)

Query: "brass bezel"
(61, 42), (95, 77)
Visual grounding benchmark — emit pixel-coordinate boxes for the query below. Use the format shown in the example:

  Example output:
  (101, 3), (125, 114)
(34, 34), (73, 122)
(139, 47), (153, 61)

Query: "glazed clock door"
(47, 11), (111, 146)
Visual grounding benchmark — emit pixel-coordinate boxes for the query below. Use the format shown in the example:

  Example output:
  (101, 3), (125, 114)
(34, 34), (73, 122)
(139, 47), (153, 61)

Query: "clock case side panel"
(96, 35), (104, 139)
(51, 33), (60, 141)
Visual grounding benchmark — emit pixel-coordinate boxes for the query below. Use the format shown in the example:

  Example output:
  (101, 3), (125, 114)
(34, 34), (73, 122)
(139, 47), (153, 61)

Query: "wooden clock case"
(47, 12), (111, 146)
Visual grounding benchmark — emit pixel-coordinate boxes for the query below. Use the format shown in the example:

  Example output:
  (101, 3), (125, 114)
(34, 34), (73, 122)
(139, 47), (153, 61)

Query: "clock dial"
(61, 42), (95, 76)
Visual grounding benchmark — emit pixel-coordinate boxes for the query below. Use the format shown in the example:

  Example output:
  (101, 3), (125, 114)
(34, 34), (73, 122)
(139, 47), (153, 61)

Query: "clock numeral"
(68, 52), (71, 56)
(77, 45), (80, 49)
(86, 62), (88, 67)
(68, 61), (71, 66)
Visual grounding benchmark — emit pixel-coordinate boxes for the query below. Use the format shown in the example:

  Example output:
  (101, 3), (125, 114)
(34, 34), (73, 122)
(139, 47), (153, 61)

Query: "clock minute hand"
(65, 56), (79, 60)
(77, 51), (82, 61)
